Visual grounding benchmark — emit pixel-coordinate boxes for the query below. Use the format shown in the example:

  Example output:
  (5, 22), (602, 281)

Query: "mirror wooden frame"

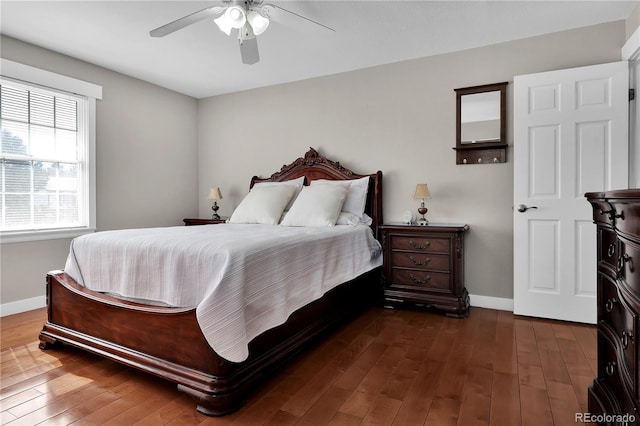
(453, 82), (508, 165)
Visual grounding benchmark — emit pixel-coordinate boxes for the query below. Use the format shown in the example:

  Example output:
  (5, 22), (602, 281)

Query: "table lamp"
(208, 187), (223, 220)
(414, 184), (431, 225)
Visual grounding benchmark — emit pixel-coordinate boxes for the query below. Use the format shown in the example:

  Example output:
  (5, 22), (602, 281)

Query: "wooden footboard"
(39, 268), (381, 415)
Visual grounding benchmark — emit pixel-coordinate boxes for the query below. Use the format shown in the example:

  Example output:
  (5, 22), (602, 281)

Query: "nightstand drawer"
(390, 269), (451, 292)
(390, 252), (450, 272)
(390, 236), (450, 253)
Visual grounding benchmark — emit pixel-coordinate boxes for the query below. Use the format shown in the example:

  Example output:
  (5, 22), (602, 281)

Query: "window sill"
(1, 227), (96, 244)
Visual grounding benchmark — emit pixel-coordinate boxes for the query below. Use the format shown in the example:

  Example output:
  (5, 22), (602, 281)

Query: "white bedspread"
(64, 224), (382, 362)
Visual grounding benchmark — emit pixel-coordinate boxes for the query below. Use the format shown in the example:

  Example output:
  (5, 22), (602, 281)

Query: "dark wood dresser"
(587, 189), (640, 423)
(379, 223), (469, 318)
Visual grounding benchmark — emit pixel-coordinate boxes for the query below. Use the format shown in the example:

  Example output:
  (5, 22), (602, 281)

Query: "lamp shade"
(414, 184), (431, 200)
(208, 187), (223, 200)
(214, 5), (246, 35)
(247, 9), (269, 35)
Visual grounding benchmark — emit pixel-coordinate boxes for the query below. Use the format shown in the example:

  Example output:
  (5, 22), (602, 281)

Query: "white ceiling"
(1, 1), (636, 99)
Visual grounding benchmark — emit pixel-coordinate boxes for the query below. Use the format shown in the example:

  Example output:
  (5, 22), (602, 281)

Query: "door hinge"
(630, 88), (635, 101)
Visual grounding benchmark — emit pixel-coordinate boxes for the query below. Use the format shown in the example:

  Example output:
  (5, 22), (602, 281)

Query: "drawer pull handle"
(409, 274), (431, 284)
(607, 243), (616, 258)
(606, 361), (616, 376)
(409, 256), (431, 266)
(617, 253), (632, 274)
(605, 298), (617, 313)
(599, 208), (623, 221)
(622, 331), (633, 350)
(409, 240), (431, 250)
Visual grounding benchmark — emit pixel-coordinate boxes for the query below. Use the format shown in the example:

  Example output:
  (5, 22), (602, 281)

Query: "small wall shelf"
(452, 142), (508, 164)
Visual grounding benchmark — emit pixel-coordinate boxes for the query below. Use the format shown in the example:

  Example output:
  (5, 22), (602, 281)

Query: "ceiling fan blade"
(150, 6), (224, 37)
(239, 37), (260, 64)
(269, 4), (335, 32)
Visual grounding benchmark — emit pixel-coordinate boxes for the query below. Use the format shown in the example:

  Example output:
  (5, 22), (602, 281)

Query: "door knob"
(517, 204), (538, 213)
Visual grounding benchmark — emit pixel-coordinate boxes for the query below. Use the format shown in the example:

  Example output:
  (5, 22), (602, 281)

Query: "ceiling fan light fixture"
(227, 6), (246, 26)
(247, 9), (269, 36)
(214, 15), (233, 35)
(214, 5), (246, 35)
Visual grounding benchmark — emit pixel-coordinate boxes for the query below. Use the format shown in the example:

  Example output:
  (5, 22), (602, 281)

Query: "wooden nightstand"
(380, 223), (470, 318)
(183, 217), (227, 226)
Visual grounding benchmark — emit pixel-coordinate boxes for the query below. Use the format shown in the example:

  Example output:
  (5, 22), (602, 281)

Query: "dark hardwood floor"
(1, 306), (596, 425)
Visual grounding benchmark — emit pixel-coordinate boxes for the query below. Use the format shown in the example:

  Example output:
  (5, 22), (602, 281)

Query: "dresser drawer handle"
(617, 253), (632, 274)
(409, 240), (430, 250)
(409, 274), (431, 284)
(599, 208), (623, 221)
(605, 298), (618, 313)
(409, 256), (431, 266)
(607, 243), (616, 258)
(622, 331), (633, 350)
(606, 361), (616, 376)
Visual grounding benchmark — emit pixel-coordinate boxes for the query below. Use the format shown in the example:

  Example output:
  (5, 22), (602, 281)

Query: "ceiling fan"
(150, 0), (335, 65)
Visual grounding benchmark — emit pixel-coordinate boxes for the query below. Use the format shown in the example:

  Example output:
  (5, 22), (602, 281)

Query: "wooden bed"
(39, 147), (383, 416)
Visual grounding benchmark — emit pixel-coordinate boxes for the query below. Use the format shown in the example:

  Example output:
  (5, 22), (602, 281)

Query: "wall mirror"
(453, 82), (508, 165)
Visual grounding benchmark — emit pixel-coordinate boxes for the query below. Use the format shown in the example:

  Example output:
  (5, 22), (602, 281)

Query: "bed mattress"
(64, 223), (382, 362)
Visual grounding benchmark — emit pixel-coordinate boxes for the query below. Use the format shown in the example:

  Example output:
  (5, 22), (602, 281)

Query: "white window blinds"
(1, 79), (88, 232)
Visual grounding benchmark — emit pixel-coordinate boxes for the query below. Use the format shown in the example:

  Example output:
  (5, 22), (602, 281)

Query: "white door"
(513, 61), (629, 324)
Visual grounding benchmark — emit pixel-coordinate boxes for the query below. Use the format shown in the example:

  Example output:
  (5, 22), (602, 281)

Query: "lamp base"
(417, 205), (428, 226)
(212, 202), (220, 220)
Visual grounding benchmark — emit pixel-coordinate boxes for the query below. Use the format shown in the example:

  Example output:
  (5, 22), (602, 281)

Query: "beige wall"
(0, 36), (199, 306)
(198, 21), (626, 300)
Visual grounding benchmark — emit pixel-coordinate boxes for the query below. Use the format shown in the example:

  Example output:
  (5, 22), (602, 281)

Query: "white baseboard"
(0, 296), (46, 317)
(469, 294), (514, 312)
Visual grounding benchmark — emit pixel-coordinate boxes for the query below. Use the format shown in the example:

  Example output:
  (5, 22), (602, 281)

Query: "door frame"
(623, 26), (640, 188)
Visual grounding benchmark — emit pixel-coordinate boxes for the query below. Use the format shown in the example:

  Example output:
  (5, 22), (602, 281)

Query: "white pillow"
(281, 184), (349, 227)
(335, 212), (374, 226)
(228, 185), (296, 225)
(253, 176), (305, 210)
(311, 176), (369, 219)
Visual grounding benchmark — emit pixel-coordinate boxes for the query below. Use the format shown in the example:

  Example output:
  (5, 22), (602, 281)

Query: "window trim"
(1, 59), (102, 244)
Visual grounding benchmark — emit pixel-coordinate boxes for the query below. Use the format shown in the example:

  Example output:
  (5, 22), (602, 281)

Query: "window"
(0, 60), (101, 243)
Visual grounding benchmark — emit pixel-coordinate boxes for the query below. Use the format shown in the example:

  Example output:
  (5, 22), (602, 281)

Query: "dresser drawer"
(390, 252), (450, 272)
(389, 269), (451, 293)
(598, 330), (638, 415)
(600, 275), (637, 396)
(616, 202), (640, 238)
(390, 235), (450, 253)
(599, 228), (619, 270)
(619, 240), (640, 296)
